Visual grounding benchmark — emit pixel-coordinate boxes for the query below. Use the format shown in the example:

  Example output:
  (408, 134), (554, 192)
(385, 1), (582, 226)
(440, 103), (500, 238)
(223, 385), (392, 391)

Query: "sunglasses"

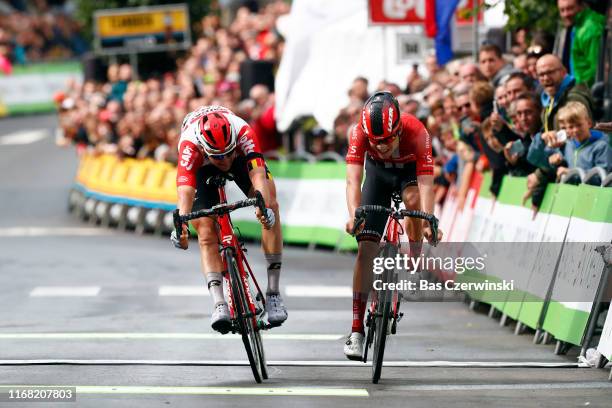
(459, 103), (471, 110)
(372, 135), (397, 145)
(209, 149), (235, 160)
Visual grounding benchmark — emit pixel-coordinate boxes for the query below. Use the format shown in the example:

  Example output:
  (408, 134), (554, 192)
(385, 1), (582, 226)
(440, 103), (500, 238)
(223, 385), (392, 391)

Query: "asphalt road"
(0, 114), (611, 407)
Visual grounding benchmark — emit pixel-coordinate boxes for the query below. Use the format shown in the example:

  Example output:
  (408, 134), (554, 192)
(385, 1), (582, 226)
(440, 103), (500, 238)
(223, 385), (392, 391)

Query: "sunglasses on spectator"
(459, 103), (471, 110)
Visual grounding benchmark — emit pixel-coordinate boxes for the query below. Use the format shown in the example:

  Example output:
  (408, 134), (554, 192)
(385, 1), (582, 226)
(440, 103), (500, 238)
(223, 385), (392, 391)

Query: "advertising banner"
(94, 4), (191, 53)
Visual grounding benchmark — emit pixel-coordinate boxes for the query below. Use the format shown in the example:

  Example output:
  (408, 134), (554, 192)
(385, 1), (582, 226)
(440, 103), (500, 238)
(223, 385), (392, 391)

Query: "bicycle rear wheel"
(226, 250), (265, 383)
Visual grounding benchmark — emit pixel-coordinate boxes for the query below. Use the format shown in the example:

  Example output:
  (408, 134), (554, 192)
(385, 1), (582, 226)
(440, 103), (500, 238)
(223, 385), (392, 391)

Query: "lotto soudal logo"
(362, 110), (369, 135)
(387, 107), (394, 132)
(178, 176), (189, 183)
(180, 146), (195, 170)
(238, 133), (255, 154)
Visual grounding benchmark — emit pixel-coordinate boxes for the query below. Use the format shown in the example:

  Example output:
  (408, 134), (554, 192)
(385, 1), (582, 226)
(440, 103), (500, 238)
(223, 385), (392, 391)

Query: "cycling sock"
(206, 272), (225, 305)
(351, 292), (368, 334)
(265, 253), (282, 295)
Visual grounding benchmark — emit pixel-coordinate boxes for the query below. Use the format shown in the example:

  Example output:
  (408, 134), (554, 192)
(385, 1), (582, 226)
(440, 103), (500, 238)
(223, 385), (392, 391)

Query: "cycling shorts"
(357, 156), (417, 242)
(192, 155), (272, 211)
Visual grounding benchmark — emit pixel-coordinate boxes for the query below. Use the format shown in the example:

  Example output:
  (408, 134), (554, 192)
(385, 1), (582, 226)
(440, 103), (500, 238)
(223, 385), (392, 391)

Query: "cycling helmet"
(361, 91), (401, 142)
(197, 112), (236, 155)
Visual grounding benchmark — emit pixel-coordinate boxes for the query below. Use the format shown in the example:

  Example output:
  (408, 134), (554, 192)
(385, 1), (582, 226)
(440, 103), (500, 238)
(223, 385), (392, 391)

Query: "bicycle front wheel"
(372, 278), (390, 384)
(226, 250), (265, 383)
(371, 244), (397, 383)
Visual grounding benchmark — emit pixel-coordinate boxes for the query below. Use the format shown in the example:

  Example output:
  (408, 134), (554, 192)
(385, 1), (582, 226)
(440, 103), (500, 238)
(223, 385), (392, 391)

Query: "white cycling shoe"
(344, 332), (365, 361)
(265, 293), (288, 326)
(211, 302), (231, 334)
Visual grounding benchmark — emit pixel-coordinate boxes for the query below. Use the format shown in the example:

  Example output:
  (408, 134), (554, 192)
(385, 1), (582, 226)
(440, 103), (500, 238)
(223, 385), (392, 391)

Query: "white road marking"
(0, 227), (112, 237)
(0, 130), (48, 145)
(385, 382), (612, 391)
(0, 385), (369, 397)
(0, 359), (587, 368)
(29, 287), (101, 297)
(0, 333), (343, 341)
(285, 285), (352, 298)
(158, 286), (209, 296)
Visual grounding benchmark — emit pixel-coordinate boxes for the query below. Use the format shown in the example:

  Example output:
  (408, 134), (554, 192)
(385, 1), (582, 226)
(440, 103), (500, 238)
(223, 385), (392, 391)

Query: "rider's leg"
(192, 217), (224, 296)
(191, 216), (231, 332)
(253, 177), (287, 325)
(352, 240), (379, 334)
(260, 178), (283, 295)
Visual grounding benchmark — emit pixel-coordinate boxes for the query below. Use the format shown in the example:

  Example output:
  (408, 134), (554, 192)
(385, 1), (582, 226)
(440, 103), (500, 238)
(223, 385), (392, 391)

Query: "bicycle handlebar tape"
(254, 190), (266, 214)
(172, 209), (182, 236)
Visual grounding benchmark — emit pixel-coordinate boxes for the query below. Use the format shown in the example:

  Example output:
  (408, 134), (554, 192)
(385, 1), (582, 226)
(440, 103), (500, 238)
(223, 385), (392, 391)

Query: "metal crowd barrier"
(561, 167), (609, 187)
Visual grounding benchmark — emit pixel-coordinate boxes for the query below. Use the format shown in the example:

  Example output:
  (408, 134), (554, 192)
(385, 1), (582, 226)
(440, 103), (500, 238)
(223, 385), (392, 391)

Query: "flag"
(424, 0), (437, 38)
(435, 0), (460, 65)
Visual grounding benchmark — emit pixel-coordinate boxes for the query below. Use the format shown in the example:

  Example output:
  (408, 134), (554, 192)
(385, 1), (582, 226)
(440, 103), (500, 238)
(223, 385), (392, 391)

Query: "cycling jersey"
(345, 112), (434, 176)
(177, 106), (265, 188)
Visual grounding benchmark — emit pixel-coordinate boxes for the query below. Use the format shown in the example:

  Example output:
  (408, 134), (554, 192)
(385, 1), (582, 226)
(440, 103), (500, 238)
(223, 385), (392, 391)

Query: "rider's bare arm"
(346, 163), (364, 220)
(249, 165), (270, 204)
(177, 186), (196, 215)
(416, 174), (435, 215)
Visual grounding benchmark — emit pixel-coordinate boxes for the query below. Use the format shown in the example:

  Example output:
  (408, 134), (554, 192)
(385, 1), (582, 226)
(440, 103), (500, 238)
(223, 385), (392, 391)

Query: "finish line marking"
(0, 359), (587, 368)
(0, 333), (343, 341)
(29, 287), (101, 297)
(386, 382), (612, 391)
(0, 385), (368, 397)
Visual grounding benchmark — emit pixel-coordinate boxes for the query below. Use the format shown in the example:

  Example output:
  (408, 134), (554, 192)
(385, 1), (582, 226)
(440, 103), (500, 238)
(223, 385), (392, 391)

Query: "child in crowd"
(545, 102), (611, 179)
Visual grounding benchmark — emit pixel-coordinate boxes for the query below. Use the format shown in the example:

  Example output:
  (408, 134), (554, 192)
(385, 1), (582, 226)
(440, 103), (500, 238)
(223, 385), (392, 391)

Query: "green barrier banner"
(225, 161), (350, 247)
(0, 62), (82, 116)
(542, 185), (612, 346)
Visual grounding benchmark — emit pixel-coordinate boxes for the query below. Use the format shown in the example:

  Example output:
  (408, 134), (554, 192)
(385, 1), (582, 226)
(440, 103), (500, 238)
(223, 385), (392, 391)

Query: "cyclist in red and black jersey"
(344, 92), (443, 359)
(171, 105), (287, 333)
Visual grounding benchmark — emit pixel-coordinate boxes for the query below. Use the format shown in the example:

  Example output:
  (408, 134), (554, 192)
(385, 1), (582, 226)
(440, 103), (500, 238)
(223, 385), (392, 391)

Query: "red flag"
(424, 0), (437, 38)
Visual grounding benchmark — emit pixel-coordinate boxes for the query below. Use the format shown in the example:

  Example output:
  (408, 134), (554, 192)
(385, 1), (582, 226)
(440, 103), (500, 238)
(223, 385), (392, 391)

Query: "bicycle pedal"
(396, 312), (404, 323)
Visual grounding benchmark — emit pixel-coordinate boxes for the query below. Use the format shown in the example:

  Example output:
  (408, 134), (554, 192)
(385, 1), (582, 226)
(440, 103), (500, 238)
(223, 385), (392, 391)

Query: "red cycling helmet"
(361, 91), (401, 142)
(198, 112), (236, 156)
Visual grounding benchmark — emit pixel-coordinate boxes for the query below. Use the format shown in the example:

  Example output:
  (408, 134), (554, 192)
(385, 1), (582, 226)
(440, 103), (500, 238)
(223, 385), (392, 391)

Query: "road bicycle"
(352, 193), (439, 383)
(173, 174), (271, 383)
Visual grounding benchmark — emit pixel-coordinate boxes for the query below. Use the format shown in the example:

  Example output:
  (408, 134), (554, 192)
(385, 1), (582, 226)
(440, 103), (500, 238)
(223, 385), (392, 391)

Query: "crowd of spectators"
(56, 0), (610, 210)
(56, 0), (289, 163)
(0, 0), (87, 74)
(316, 0), (610, 210)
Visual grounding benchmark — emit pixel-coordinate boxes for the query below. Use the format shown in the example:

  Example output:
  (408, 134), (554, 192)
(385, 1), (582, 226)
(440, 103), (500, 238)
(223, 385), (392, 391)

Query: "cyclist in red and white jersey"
(171, 105), (287, 333)
(343, 91), (443, 359)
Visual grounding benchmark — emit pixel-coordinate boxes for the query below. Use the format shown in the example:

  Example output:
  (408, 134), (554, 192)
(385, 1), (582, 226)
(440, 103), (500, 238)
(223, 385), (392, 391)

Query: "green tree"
(501, 0), (559, 36)
(74, 0), (214, 43)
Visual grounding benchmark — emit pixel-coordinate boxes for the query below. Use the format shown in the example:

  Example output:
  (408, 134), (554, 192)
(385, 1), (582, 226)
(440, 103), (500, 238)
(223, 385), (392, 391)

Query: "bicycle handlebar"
(351, 205), (440, 246)
(173, 190), (266, 237)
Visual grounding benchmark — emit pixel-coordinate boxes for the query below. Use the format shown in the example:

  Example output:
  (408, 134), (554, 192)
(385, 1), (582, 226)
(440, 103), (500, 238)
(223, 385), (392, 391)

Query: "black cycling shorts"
(357, 157), (418, 242)
(192, 155), (271, 211)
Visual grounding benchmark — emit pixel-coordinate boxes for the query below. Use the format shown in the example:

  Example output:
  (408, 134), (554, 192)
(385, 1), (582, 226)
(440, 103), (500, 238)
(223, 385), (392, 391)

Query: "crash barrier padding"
(453, 171), (611, 355)
(72, 154), (351, 245)
(541, 184), (611, 347)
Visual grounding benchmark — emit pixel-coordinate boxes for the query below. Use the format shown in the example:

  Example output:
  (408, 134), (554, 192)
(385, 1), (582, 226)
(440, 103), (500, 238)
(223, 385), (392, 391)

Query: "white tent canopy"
(274, 0), (507, 133)
(275, 0), (428, 132)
